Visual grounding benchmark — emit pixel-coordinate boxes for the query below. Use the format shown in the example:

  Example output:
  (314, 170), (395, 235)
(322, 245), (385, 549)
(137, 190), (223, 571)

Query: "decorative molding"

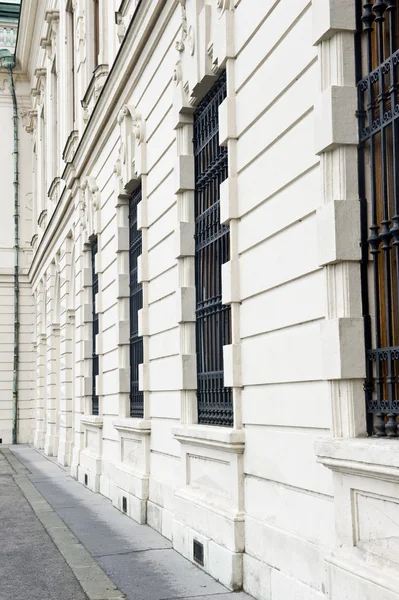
(31, 68), (47, 105)
(115, 11), (126, 44)
(81, 65), (109, 125)
(0, 77), (8, 94)
(80, 176), (100, 240)
(315, 437), (399, 484)
(173, 425), (245, 453)
(217, 0), (234, 14)
(115, 104), (146, 194)
(20, 109), (38, 135)
(172, 0), (235, 110)
(38, 209), (48, 230)
(62, 130), (79, 164)
(30, 233), (39, 250)
(81, 415), (104, 428)
(40, 9), (60, 58)
(113, 418), (151, 435)
(48, 176), (62, 205)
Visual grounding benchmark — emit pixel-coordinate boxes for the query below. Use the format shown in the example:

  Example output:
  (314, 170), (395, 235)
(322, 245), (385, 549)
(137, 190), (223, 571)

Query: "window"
(357, 2), (399, 437)
(40, 106), (47, 211)
(93, 0), (100, 69)
(51, 60), (58, 178)
(129, 186), (144, 418)
(193, 70), (233, 427)
(67, 3), (76, 127)
(91, 238), (99, 415)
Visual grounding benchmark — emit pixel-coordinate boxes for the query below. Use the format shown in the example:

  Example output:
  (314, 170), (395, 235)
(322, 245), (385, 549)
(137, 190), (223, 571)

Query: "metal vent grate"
(193, 540), (204, 566)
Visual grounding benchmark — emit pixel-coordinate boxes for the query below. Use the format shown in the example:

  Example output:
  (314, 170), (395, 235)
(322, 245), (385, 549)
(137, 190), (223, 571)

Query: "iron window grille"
(129, 185), (144, 418)
(357, 1), (399, 437)
(91, 237), (99, 416)
(193, 70), (233, 427)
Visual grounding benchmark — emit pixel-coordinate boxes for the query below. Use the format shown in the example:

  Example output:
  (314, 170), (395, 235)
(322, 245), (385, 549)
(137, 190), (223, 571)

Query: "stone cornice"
(69, 0), (174, 181)
(28, 0), (177, 286)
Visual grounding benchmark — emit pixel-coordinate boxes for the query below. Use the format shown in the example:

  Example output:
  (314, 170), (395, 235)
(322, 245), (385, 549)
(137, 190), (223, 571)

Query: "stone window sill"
(81, 415), (103, 428)
(315, 437), (399, 482)
(172, 424), (245, 453)
(113, 418), (151, 434)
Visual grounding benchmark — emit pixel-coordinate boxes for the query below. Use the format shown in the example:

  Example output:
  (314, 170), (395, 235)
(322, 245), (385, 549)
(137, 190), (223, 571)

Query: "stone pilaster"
(57, 237), (74, 466)
(33, 283), (46, 449)
(44, 263), (60, 456)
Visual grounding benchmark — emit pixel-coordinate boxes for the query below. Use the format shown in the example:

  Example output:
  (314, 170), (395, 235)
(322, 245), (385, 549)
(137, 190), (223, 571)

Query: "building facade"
(1, 0), (399, 598)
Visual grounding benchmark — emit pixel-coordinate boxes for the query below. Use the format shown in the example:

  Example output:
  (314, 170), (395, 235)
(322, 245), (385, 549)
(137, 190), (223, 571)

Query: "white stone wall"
(12, 0), (399, 599)
(0, 70), (34, 444)
(235, 2), (334, 598)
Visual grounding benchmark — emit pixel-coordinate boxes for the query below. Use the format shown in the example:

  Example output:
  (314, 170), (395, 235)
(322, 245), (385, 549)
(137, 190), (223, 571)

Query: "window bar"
(388, 0), (399, 431)
(194, 70), (233, 427)
(359, 0), (399, 436)
(356, 0), (374, 436)
(376, 2), (395, 432)
(129, 185), (144, 419)
(91, 238), (99, 416)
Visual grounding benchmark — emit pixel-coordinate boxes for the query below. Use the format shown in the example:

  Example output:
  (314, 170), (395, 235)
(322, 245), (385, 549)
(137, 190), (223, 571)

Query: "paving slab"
(176, 596), (251, 600)
(97, 549), (229, 600)
(9, 445), (253, 600)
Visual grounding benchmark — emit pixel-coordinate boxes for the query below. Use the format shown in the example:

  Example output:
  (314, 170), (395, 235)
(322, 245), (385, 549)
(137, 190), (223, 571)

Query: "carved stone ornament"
(31, 68), (47, 105)
(175, 0), (195, 55)
(217, 0), (234, 14)
(94, 64), (109, 100)
(115, 104), (146, 193)
(62, 130), (79, 163)
(49, 177), (62, 205)
(115, 12), (126, 44)
(0, 77), (8, 94)
(20, 108), (38, 136)
(80, 177), (100, 238)
(40, 9), (60, 58)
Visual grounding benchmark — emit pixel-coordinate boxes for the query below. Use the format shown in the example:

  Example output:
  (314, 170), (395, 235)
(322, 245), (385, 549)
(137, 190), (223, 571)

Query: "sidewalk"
(1, 445), (252, 600)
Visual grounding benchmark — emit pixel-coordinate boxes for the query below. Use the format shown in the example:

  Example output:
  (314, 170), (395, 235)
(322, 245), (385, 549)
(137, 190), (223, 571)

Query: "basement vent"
(84, 474), (88, 486)
(193, 540), (204, 566)
(122, 496), (127, 513)
(0, 438), (2, 444)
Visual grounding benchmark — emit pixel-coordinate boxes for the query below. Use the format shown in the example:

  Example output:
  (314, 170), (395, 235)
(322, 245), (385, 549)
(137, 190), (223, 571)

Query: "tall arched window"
(358, 2), (399, 437)
(93, 0), (100, 69)
(129, 186), (144, 418)
(193, 71), (233, 427)
(91, 237), (99, 415)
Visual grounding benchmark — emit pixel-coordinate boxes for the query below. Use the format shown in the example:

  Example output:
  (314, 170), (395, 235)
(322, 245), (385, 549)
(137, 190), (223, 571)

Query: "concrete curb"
(1, 448), (127, 600)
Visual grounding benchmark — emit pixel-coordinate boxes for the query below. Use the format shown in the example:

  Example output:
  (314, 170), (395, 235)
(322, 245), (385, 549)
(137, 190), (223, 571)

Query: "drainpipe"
(0, 50), (19, 445)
